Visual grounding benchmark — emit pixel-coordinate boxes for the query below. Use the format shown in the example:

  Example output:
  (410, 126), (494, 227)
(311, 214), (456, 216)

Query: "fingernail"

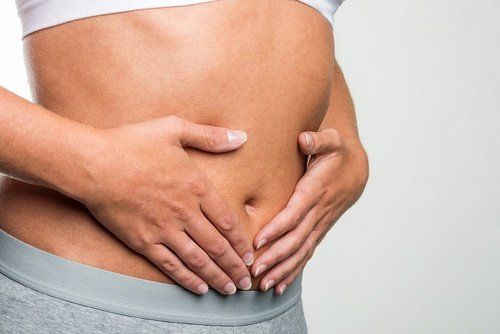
(242, 252), (254, 266)
(254, 264), (267, 277)
(256, 238), (267, 250)
(278, 285), (287, 295)
(239, 276), (252, 290)
(304, 133), (312, 147)
(223, 282), (237, 295)
(197, 284), (209, 295)
(227, 130), (247, 145)
(264, 280), (275, 292)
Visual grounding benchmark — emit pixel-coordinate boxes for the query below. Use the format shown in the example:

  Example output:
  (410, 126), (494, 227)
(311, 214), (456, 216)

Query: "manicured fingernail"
(227, 130), (247, 145)
(254, 264), (267, 277)
(239, 276), (252, 290)
(197, 284), (209, 295)
(223, 282), (237, 295)
(256, 238), (267, 250)
(242, 252), (254, 266)
(278, 285), (287, 295)
(264, 280), (275, 292)
(304, 133), (312, 147)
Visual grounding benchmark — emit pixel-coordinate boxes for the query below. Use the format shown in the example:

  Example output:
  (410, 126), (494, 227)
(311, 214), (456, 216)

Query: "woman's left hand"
(251, 128), (369, 294)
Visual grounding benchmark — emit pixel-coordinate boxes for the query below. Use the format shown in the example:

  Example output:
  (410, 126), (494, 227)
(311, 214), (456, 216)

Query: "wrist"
(51, 125), (108, 203)
(345, 139), (369, 190)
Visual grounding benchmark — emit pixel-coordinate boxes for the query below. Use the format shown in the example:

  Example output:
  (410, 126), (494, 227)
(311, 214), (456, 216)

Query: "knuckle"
(166, 115), (185, 139)
(188, 252), (207, 270)
(129, 229), (152, 252)
(285, 205), (302, 224)
(299, 232), (309, 245)
(288, 233), (306, 249)
(203, 269), (222, 284)
(304, 239), (315, 251)
(160, 257), (178, 274)
(231, 236), (247, 253)
(287, 244), (302, 257)
(208, 238), (229, 258)
(166, 114), (181, 126)
(325, 128), (341, 142)
(179, 273), (197, 288)
(216, 210), (235, 233)
(185, 175), (208, 197)
(207, 270), (227, 286)
(226, 258), (244, 273)
(169, 202), (192, 222)
(325, 127), (340, 138)
(298, 246), (310, 261)
(203, 126), (220, 147)
(273, 245), (291, 262)
(331, 132), (344, 148)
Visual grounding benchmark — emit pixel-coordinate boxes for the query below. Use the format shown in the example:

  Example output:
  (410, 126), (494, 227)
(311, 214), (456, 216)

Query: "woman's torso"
(0, 0), (334, 289)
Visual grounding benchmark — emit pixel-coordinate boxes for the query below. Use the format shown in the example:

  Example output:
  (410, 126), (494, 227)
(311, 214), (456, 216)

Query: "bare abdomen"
(0, 0), (334, 289)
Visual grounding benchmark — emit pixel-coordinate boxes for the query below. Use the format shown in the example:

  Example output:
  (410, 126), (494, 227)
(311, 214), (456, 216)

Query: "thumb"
(298, 128), (344, 155)
(175, 117), (248, 152)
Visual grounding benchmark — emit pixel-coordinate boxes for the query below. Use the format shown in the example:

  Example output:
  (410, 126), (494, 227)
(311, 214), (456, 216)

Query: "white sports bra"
(15, 0), (345, 38)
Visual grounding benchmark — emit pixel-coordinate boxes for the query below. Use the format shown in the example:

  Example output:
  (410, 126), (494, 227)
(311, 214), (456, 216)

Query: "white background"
(1, 1), (499, 333)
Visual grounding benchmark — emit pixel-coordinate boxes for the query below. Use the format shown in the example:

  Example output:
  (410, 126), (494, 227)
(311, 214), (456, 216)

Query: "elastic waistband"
(0, 229), (302, 326)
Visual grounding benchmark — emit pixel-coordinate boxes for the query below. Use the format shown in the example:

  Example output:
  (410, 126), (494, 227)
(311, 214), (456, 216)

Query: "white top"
(15, 0), (344, 38)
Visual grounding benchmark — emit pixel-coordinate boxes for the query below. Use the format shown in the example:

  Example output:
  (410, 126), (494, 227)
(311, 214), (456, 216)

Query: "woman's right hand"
(78, 115), (253, 295)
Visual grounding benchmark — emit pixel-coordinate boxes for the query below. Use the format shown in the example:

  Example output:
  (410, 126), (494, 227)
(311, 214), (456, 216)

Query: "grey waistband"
(0, 229), (302, 326)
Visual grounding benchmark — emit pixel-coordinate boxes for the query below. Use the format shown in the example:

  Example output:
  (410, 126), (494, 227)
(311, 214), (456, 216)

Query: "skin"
(0, 0), (368, 295)
(0, 91), (254, 295)
(252, 61), (369, 293)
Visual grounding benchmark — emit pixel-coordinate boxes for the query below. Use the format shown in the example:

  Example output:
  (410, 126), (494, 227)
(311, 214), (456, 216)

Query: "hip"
(0, 228), (306, 331)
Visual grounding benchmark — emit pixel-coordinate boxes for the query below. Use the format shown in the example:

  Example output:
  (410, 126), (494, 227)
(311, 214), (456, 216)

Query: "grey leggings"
(0, 229), (307, 333)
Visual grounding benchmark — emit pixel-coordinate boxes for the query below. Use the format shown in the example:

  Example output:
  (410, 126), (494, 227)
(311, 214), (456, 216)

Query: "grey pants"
(0, 229), (307, 333)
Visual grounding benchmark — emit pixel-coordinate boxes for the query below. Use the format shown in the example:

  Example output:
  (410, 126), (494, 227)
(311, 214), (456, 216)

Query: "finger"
(262, 231), (319, 293)
(273, 230), (324, 295)
(172, 115), (248, 152)
(274, 256), (310, 295)
(200, 185), (254, 266)
(144, 243), (209, 295)
(162, 231), (238, 295)
(253, 181), (318, 250)
(298, 128), (344, 156)
(251, 206), (322, 277)
(259, 244), (309, 292)
(185, 214), (252, 290)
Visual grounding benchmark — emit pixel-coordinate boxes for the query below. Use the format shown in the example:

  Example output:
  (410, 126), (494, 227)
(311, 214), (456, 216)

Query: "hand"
(250, 128), (369, 294)
(80, 115), (254, 295)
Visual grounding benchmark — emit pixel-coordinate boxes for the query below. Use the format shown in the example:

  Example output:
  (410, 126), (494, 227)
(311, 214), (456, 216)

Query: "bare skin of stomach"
(0, 0), (334, 290)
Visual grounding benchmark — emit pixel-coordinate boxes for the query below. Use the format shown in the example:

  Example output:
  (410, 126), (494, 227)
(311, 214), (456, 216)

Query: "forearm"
(320, 59), (363, 149)
(0, 86), (98, 200)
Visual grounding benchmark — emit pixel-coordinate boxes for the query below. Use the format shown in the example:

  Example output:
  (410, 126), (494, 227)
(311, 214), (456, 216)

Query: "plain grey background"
(302, 1), (500, 333)
(0, 1), (499, 333)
